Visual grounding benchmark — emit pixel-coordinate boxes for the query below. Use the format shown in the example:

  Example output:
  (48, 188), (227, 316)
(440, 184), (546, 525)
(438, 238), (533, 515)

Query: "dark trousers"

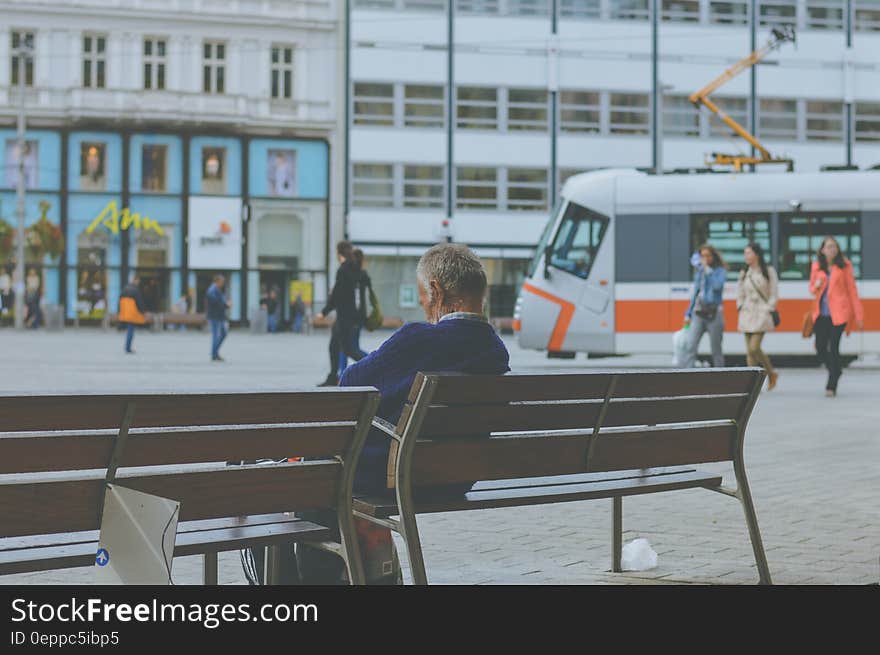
(814, 316), (846, 391)
(124, 323), (135, 352)
(329, 319), (364, 376)
(338, 324), (368, 376)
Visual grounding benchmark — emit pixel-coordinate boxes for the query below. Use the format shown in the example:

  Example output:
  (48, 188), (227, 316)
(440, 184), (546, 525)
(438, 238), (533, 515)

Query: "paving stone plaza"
(1, 328), (878, 585)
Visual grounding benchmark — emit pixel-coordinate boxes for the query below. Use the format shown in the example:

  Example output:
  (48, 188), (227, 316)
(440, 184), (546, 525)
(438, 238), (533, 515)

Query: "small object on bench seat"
(0, 387), (380, 585)
(354, 368), (771, 585)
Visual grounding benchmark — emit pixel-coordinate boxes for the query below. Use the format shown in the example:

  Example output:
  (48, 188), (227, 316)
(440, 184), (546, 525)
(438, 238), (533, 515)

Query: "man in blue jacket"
(206, 274), (230, 361)
(682, 245), (727, 368)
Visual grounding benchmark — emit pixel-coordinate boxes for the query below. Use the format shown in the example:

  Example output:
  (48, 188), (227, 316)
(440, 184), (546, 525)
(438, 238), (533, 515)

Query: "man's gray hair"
(417, 243), (488, 299)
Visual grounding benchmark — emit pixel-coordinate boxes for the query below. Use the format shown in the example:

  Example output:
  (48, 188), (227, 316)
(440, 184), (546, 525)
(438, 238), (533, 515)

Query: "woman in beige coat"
(737, 242), (779, 390)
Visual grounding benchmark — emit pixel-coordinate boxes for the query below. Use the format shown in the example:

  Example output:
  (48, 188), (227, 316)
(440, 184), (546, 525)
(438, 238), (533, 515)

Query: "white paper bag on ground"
(672, 328), (690, 367)
(621, 538), (658, 571)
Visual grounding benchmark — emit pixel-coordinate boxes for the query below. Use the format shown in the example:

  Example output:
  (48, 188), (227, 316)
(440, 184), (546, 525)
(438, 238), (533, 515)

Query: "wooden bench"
(160, 312), (207, 330)
(0, 388), (379, 584)
(354, 368), (772, 585)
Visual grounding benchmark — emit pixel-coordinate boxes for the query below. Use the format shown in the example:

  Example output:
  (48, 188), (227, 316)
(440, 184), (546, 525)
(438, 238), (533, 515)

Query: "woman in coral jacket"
(809, 237), (864, 397)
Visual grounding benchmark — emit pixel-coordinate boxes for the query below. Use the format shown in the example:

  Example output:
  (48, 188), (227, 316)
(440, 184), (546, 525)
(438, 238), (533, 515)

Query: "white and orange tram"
(513, 168), (879, 358)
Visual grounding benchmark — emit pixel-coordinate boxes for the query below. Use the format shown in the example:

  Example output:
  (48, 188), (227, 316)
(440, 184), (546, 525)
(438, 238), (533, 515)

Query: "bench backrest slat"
(0, 463), (340, 538)
(397, 369), (763, 488)
(0, 388), (380, 540)
(0, 424), (356, 474)
(0, 390), (368, 431)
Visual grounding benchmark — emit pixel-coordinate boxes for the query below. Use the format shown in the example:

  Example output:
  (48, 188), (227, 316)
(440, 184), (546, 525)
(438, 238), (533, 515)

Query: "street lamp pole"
(14, 39), (30, 330)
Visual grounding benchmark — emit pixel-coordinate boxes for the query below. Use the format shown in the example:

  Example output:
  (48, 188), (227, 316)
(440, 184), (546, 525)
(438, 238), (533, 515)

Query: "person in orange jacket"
(810, 236), (864, 397)
(119, 276), (147, 354)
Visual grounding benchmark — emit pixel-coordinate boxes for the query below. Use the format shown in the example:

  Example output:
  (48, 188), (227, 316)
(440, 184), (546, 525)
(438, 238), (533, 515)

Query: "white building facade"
(0, 0), (345, 324)
(348, 0), (880, 321)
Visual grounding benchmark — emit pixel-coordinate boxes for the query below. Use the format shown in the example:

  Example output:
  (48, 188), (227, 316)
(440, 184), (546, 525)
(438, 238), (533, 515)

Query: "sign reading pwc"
(188, 197), (243, 269)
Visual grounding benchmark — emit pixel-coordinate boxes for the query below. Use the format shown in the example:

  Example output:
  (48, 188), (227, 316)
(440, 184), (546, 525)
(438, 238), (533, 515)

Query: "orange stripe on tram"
(521, 282), (576, 351)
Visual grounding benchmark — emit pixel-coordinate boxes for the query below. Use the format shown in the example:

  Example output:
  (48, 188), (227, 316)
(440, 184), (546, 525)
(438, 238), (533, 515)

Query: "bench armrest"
(372, 417), (401, 442)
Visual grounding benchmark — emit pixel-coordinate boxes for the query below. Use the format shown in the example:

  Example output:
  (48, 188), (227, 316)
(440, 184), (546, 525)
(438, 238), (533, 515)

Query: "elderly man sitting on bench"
(298, 242), (510, 583)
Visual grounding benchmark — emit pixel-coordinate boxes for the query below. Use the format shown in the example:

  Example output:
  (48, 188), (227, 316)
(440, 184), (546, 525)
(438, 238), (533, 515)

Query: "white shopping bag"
(672, 327), (690, 367)
(94, 484), (180, 585)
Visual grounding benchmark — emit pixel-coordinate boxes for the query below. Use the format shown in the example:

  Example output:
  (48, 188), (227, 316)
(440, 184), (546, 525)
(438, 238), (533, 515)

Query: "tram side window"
(691, 214), (771, 280)
(549, 202), (608, 279)
(778, 214), (861, 280)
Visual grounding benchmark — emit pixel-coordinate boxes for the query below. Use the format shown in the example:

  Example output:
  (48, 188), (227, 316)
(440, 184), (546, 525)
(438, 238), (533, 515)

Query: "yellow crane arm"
(688, 26), (796, 165)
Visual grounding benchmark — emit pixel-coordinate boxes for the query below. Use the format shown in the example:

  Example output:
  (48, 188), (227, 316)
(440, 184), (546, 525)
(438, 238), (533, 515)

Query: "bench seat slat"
(0, 518), (330, 577)
(354, 468), (724, 518)
(0, 512), (308, 552)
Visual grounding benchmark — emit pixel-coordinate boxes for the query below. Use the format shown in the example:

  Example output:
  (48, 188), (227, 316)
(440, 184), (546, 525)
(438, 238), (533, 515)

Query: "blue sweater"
(340, 318), (510, 492)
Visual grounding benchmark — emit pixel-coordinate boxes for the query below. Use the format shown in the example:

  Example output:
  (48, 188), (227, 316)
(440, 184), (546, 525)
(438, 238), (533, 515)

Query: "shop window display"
(4, 139), (39, 189)
(267, 149), (296, 197)
(142, 144), (168, 192)
(201, 147), (226, 194)
(80, 142), (107, 191)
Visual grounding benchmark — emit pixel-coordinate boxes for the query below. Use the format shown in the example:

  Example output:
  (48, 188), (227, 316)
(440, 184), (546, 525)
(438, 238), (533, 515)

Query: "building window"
(142, 145), (168, 192)
(10, 31), (35, 87)
(507, 168), (548, 211)
(403, 165), (444, 208)
(352, 163), (394, 207)
(143, 38), (166, 90)
(203, 41), (226, 94)
(402, 0), (446, 9)
(457, 87), (498, 130)
(805, 101), (844, 141)
(779, 215), (861, 280)
(561, 0), (601, 18)
(759, 0), (797, 26)
(271, 45), (295, 100)
(662, 0), (700, 21)
(456, 166), (497, 209)
(610, 92), (650, 135)
(80, 142), (106, 191)
(3, 139), (38, 189)
(508, 0), (551, 16)
(855, 1), (880, 31)
(707, 96), (749, 137)
(709, 1), (749, 24)
(806, 0), (844, 29)
(404, 84), (444, 128)
(664, 95), (699, 137)
(353, 82), (395, 126)
(83, 35), (107, 89)
(691, 214), (772, 280)
(267, 150), (297, 197)
(201, 147), (227, 194)
(855, 102), (880, 141)
(759, 98), (798, 140)
(456, 0), (500, 14)
(609, 0), (650, 20)
(560, 90), (601, 133)
(354, 0), (395, 7)
(507, 88), (548, 132)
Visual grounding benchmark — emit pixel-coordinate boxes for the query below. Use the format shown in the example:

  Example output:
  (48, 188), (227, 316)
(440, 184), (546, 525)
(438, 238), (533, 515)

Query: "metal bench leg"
(203, 552), (218, 585)
(736, 479), (772, 585)
(612, 497), (623, 573)
(265, 544), (283, 585)
(338, 512), (366, 585)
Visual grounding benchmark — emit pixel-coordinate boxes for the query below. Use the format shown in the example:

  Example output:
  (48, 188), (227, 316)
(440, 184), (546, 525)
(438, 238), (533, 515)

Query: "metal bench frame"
(354, 369), (771, 585)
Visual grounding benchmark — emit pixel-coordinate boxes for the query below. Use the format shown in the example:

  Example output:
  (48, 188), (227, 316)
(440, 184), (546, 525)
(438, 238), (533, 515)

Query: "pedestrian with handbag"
(736, 242), (779, 390)
(808, 236), (864, 397)
(682, 244), (727, 368)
